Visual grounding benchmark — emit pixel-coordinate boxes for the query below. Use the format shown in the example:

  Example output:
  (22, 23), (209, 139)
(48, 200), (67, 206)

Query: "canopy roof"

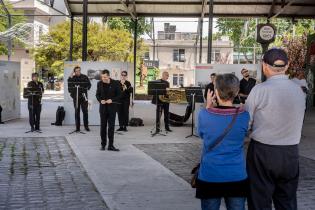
(64, 0), (315, 18)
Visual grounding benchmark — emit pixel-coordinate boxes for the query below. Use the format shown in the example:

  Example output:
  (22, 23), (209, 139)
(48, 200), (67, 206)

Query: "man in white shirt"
(245, 48), (305, 210)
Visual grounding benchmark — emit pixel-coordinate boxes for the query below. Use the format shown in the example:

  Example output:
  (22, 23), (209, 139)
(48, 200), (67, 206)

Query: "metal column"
(82, 0), (88, 61)
(207, 0), (213, 64)
(133, 18), (138, 95)
(7, 15), (12, 61)
(69, 16), (74, 61)
(199, 18), (203, 64)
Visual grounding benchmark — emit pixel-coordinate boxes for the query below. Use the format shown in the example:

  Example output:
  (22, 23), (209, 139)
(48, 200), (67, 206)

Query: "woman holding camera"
(196, 74), (250, 210)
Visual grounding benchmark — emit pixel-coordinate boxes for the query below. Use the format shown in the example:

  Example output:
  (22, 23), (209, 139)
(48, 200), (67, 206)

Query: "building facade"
(0, 0), (67, 88)
(144, 23), (233, 88)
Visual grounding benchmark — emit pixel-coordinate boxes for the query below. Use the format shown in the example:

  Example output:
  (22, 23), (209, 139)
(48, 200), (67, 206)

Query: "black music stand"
(68, 84), (88, 134)
(185, 87), (204, 138)
(23, 87), (43, 133)
(148, 81), (167, 137)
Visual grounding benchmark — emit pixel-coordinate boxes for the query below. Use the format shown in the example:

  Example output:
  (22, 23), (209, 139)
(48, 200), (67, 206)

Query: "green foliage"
(0, 0), (25, 56)
(216, 18), (315, 63)
(33, 20), (148, 76)
(107, 17), (151, 38)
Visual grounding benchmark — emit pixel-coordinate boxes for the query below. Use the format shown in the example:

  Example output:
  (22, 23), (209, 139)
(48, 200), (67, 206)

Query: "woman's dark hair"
(214, 74), (239, 101)
(121, 71), (127, 75)
(102, 69), (110, 76)
(73, 66), (81, 72)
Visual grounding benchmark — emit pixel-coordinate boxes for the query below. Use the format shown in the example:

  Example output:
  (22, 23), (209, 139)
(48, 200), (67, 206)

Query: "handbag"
(190, 108), (240, 188)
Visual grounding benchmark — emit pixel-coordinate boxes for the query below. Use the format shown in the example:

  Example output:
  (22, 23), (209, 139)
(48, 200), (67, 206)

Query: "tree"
(0, 0), (25, 56)
(33, 21), (148, 77)
(216, 18), (315, 63)
(106, 17), (151, 38)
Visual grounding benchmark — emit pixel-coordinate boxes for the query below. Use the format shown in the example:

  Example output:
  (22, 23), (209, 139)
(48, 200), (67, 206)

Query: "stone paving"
(0, 137), (108, 210)
(135, 142), (315, 210)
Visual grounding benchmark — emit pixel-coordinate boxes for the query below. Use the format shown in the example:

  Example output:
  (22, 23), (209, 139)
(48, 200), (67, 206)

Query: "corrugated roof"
(64, 0), (315, 18)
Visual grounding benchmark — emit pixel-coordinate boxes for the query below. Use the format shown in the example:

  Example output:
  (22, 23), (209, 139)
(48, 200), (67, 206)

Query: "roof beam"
(36, 0), (70, 17)
(64, 0), (72, 16)
(271, 0), (299, 19)
(268, 0), (277, 19)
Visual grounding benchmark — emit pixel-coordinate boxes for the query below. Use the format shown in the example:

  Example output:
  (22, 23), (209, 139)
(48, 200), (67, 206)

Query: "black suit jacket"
(96, 79), (122, 112)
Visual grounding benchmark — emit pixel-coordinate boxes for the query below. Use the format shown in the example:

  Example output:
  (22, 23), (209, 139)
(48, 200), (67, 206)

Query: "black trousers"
(247, 140), (299, 210)
(100, 106), (116, 147)
(118, 100), (130, 128)
(28, 104), (42, 130)
(156, 103), (170, 130)
(0, 105), (2, 122)
(73, 98), (88, 130)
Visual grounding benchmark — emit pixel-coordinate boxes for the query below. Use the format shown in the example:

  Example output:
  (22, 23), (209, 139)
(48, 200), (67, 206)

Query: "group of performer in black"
(23, 67), (171, 152)
(67, 67), (133, 151)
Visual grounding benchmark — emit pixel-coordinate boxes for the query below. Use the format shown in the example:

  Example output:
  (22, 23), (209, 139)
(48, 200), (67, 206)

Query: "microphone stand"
(69, 85), (86, 134)
(151, 89), (166, 137)
(186, 93), (198, 138)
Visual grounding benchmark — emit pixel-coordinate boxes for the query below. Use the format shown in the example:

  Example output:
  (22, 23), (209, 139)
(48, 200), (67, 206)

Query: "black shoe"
(123, 127), (128, 132)
(108, 146), (120, 151)
(116, 127), (124, 131)
(85, 127), (90, 132)
(100, 146), (106, 151)
(0, 122), (4, 124)
(165, 128), (172, 132)
(31, 127), (35, 132)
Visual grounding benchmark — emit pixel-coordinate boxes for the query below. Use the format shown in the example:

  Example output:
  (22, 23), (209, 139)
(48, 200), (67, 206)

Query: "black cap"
(263, 48), (288, 68)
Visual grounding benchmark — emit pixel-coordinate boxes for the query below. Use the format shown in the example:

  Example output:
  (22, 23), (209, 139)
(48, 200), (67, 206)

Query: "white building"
(144, 23), (233, 87)
(0, 0), (67, 87)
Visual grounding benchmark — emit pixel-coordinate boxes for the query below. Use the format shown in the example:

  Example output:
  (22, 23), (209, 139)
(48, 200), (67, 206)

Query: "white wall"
(63, 61), (134, 125)
(0, 61), (21, 121)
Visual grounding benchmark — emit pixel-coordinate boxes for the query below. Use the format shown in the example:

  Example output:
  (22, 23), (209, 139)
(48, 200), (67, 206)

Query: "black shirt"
(239, 77), (256, 96)
(96, 79), (122, 104)
(67, 74), (91, 99)
(119, 80), (133, 102)
(26, 81), (44, 106)
(204, 82), (214, 100)
(151, 79), (170, 105)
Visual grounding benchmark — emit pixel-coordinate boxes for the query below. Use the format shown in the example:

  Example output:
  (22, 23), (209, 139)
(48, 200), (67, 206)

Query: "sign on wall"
(0, 61), (21, 121)
(64, 61), (134, 125)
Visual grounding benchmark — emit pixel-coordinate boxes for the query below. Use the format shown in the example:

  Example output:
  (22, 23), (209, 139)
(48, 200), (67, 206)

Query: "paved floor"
(0, 100), (315, 210)
(0, 137), (108, 210)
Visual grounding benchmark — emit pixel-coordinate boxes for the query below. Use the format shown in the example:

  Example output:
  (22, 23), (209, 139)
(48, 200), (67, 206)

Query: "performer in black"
(27, 73), (44, 131)
(0, 105), (4, 124)
(152, 71), (172, 132)
(68, 66), (91, 132)
(96, 69), (122, 151)
(239, 68), (256, 103)
(117, 71), (133, 132)
(204, 73), (216, 100)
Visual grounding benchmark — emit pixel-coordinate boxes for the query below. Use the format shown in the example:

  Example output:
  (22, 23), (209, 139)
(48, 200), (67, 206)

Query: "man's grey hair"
(266, 64), (287, 73)
(214, 74), (240, 101)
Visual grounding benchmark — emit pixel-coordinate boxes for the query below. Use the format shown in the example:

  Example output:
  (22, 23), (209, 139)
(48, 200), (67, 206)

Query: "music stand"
(68, 82), (89, 134)
(23, 87), (43, 133)
(185, 87), (204, 138)
(148, 81), (167, 137)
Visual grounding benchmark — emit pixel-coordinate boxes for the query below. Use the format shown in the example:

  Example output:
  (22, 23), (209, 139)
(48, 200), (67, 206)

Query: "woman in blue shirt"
(196, 74), (250, 210)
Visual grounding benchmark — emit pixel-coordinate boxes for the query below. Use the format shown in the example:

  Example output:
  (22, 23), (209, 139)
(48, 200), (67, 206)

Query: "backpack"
(51, 106), (65, 126)
(129, 118), (144, 127)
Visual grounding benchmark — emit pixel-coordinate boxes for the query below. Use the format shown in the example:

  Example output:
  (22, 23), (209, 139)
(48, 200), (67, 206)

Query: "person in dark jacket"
(151, 71), (172, 132)
(204, 73), (216, 100)
(26, 73), (44, 131)
(239, 68), (256, 104)
(117, 71), (133, 132)
(68, 66), (91, 132)
(96, 69), (122, 151)
(0, 105), (4, 124)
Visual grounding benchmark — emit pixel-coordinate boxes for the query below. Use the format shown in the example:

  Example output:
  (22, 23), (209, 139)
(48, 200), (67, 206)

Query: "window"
(173, 49), (185, 62)
(173, 74), (184, 87)
(144, 51), (150, 60)
(173, 74), (178, 86)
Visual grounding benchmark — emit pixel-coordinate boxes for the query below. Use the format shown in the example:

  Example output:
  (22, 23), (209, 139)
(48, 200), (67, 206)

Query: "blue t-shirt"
(198, 107), (249, 183)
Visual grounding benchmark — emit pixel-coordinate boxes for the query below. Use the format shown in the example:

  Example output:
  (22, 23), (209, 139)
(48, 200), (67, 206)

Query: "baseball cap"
(263, 48), (288, 67)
